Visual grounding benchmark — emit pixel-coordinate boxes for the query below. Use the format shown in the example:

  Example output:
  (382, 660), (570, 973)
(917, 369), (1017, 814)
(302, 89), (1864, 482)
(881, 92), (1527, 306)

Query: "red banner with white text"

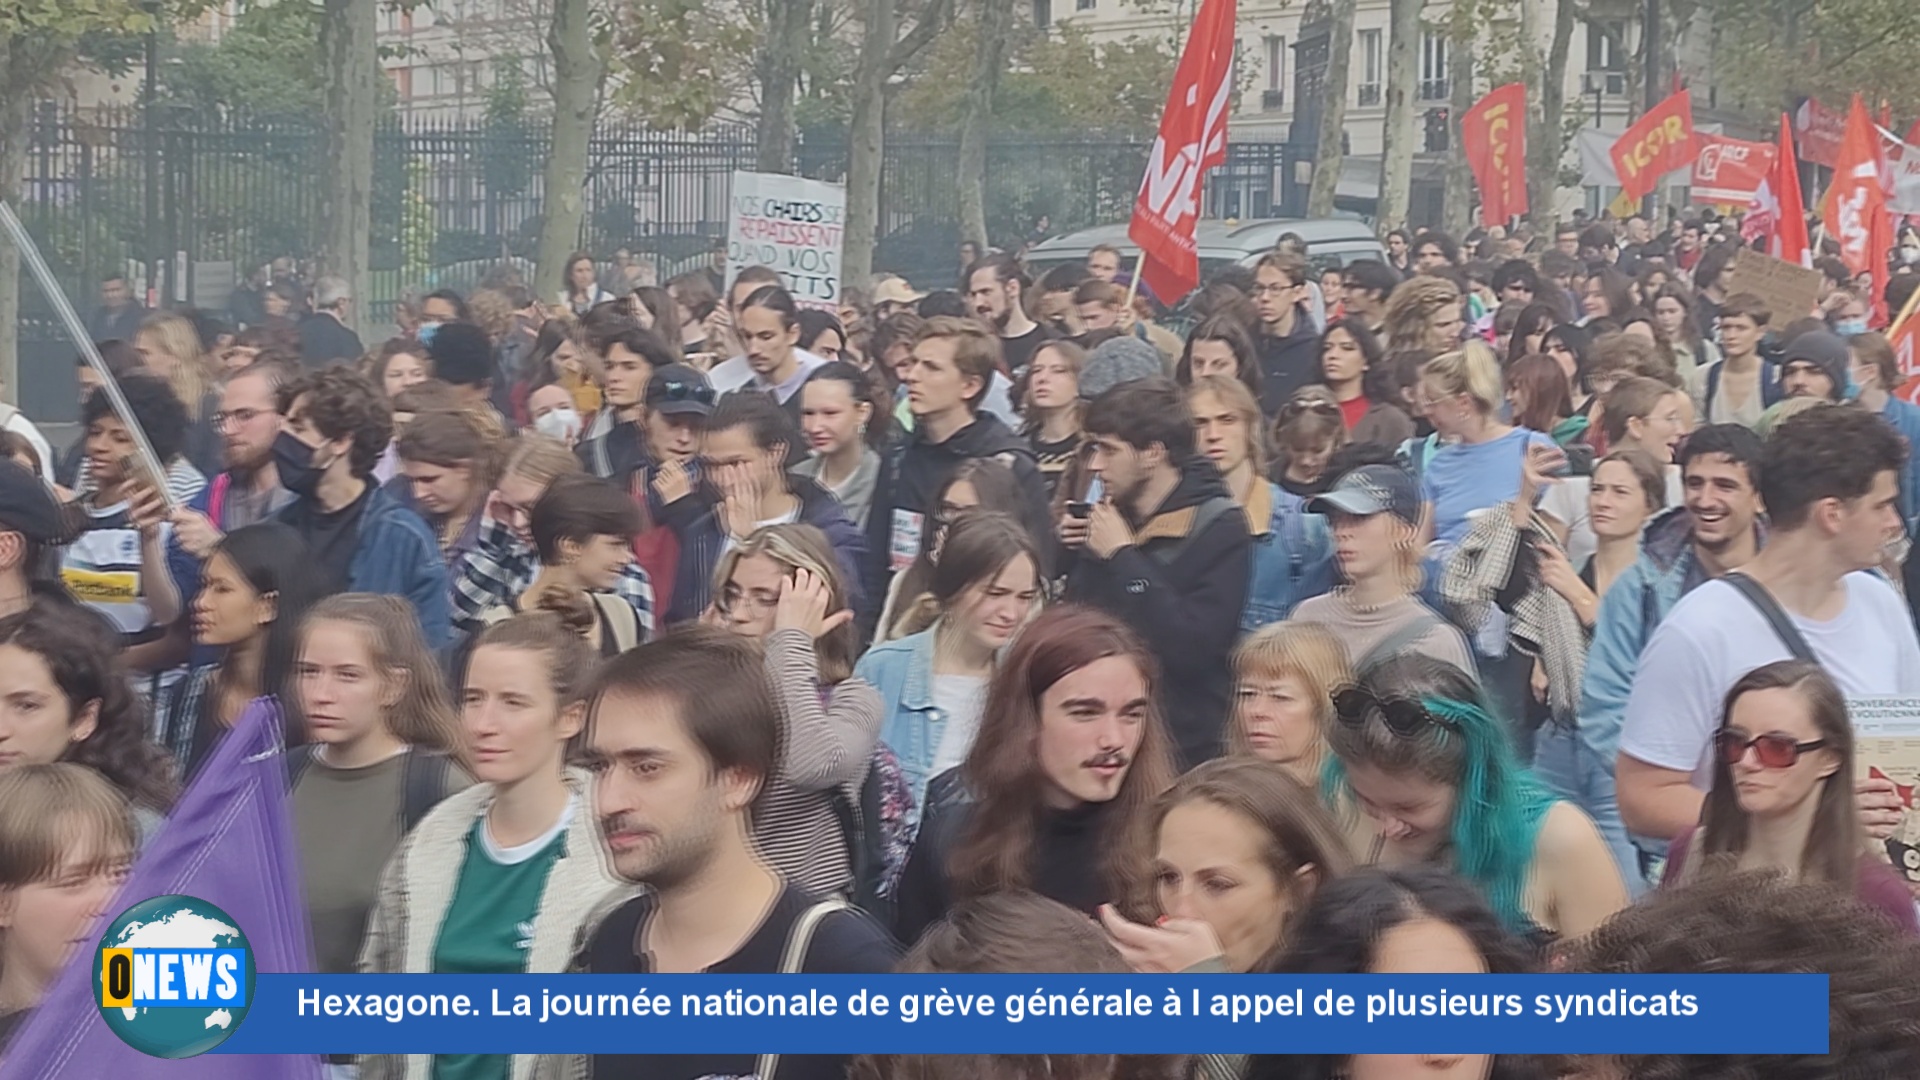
(1127, 0), (1237, 303)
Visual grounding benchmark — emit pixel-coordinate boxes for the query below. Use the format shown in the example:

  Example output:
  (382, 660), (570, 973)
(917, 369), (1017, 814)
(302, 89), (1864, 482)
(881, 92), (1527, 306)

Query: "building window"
(1033, 0), (1051, 27)
(1358, 28), (1382, 105)
(1418, 32), (1448, 101)
(1076, 0), (1094, 11)
(1266, 35), (1285, 92)
(1586, 20), (1626, 72)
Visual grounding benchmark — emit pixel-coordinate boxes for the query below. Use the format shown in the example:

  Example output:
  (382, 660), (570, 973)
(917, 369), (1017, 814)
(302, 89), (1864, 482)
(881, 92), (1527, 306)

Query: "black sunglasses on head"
(652, 380), (715, 405)
(1333, 687), (1458, 738)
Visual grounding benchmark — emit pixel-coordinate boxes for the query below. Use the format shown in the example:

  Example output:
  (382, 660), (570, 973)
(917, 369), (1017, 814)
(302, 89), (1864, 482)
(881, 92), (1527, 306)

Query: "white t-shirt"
(928, 673), (989, 777)
(1619, 572), (1920, 788)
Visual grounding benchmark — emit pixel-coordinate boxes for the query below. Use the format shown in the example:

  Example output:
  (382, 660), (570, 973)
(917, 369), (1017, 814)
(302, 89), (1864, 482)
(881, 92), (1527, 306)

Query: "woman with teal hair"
(1323, 653), (1626, 947)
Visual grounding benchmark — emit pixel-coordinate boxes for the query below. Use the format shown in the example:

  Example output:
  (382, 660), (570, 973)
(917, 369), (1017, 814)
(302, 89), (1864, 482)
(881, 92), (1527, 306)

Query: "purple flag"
(0, 698), (321, 1078)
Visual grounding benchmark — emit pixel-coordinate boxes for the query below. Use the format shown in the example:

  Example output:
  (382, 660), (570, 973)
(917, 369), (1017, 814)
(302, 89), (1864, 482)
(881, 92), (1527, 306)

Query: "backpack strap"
(400, 750), (451, 832)
(591, 592), (640, 653)
(755, 898), (853, 1080)
(1148, 495), (1237, 568)
(285, 743), (315, 790)
(206, 472), (232, 531)
(1704, 361), (1722, 419)
(1720, 572), (1819, 664)
(1356, 610), (1444, 673)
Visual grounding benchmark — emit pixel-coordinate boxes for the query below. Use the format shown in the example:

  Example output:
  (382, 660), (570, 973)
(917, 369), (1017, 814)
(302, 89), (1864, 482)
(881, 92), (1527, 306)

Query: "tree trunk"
(842, 0), (894, 289)
(1442, 7), (1477, 234)
(958, 0), (1015, 253)
(1530, 0), (1574, 229)
(319, 0), (377, 339)
(535, 0), (601, 302)
(1306, 0), (1356, 217)
(1378, 0), (1423, 231)
(755, 0), (814, 174)
(0, 90), (25, 404)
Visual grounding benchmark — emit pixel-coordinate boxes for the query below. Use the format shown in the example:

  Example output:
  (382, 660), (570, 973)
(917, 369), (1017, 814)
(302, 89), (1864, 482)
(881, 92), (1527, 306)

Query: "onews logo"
(93, 894), (255, 1058)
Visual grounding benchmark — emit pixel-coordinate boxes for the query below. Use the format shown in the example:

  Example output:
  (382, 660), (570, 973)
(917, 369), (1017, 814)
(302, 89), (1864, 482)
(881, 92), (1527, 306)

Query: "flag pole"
(0, 201), (172, 509)
(1124, 251), (1144, 311)
(1891, 280), (1920, 337)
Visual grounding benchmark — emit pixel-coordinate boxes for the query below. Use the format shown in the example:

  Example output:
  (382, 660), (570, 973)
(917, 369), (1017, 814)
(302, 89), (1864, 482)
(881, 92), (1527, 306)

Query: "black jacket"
(1256, 314), (1324, 415)
(297, 313), (365, 367)
(1062, 455), (1251, 769)
(892, 767), (1117, 947)
(864, 412), (1052, 624)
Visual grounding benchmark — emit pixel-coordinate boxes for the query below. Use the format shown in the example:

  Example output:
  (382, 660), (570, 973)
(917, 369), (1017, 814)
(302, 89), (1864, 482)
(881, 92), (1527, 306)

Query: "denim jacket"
(1241, 481), (1334, 632)
(852, 624), (952, 831)
(1878, 395), (1920, 535)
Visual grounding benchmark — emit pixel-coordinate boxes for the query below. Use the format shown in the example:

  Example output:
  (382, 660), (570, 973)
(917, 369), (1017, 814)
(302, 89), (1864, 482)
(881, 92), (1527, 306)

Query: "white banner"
(725, 170), (846, 309)
(1876, 127), (1920, 216)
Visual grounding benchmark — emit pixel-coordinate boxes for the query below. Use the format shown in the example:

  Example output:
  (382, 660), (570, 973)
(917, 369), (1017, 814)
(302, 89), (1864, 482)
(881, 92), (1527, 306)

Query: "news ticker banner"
(206, 974), (1828, 1056)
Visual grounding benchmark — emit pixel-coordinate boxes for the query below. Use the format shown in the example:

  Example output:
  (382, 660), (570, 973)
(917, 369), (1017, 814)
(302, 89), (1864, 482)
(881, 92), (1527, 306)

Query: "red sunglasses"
(1714, 729), (1828, 769)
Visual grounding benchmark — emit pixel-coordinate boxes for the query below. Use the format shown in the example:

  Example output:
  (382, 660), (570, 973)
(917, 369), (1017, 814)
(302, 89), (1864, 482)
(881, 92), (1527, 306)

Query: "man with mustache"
(890, 606), (1177, 946)
(563, 627), (897, 1080)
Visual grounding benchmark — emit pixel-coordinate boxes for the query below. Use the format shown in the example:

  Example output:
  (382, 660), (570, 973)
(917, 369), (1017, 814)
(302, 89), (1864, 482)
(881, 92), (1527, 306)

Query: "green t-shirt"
(430, 798), (573, 1080)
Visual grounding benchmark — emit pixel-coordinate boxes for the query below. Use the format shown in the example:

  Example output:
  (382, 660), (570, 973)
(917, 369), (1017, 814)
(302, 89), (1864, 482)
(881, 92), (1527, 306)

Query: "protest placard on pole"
(726, 171), (846, 311)
(1726, 247), (1825, 325)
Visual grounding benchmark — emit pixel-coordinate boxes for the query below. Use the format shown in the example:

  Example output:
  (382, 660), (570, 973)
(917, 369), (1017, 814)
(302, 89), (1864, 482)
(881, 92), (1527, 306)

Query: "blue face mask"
(1844, 371), (1863, 403)
(1835, 318), (1869, 338)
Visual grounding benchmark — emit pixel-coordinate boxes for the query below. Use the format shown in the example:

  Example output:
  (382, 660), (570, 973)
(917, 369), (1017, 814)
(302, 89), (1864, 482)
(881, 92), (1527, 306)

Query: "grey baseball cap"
(1307, 464), (1421, 524)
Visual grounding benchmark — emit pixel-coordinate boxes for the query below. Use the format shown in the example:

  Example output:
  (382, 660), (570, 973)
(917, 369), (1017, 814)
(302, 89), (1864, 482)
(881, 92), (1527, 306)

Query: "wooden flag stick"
(1124, 250), (1145, 312)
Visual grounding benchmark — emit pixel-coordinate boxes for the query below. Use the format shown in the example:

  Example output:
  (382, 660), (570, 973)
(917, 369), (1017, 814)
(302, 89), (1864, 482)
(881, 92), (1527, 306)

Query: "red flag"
(1610, 89), (1696, 202)
(1742, 114), (1810, 266)
(1692, 133), (1775, 206)
(1461, 82), (1528, 226)
(1128, 0), (1236, 303)
(1823, 94), (1893, 324)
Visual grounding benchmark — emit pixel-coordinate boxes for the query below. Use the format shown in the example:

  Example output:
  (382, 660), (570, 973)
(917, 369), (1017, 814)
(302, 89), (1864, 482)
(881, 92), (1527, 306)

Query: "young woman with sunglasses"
(1269, 389), (1349, 498)
(1325, 654), (1627, 947)
(1665, 659), (1917, 933)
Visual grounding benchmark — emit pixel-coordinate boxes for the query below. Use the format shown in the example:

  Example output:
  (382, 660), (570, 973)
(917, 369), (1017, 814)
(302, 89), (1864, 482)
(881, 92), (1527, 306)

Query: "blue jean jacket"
(1241, 482), (1334, 631)
(853, 625), (947, 830)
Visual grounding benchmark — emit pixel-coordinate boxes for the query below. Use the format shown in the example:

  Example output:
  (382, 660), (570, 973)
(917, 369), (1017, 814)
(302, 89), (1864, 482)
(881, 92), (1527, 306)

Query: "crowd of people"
(5, 210), (1920, 1080)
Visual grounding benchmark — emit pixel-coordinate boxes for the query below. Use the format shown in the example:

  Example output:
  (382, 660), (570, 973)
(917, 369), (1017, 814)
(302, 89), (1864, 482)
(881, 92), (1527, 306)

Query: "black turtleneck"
(1030, 798), (1114, 917)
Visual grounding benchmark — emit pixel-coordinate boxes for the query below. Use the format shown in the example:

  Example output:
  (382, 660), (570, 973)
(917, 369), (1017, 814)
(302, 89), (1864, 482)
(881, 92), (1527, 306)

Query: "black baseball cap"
(646, 364), (717, 416)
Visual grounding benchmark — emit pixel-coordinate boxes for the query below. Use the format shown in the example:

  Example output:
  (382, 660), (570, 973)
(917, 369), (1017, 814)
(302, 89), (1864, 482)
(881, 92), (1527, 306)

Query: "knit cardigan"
(1439, 505), (1589, 727)
(356, 767), (632, 1080)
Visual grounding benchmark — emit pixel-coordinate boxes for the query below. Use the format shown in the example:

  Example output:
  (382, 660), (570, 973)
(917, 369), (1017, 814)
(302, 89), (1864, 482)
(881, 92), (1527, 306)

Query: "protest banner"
(1128, 0), (1237, 303)
(726, 171), (847, 310)
(1691, 133), (1774, 207)
(1795, 97), (1846, 168)
(1462, 83), (1528, 226)
(1610, 89), (1695, 202)
(1742, 115), (1810, 266)
(1849, 697), (1920, 887)
(1726, 247), (1824, 324)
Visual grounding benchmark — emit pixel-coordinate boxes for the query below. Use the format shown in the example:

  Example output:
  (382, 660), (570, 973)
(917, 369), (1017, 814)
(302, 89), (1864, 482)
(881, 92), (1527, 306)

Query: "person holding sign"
(1662, 660), (1917, 933)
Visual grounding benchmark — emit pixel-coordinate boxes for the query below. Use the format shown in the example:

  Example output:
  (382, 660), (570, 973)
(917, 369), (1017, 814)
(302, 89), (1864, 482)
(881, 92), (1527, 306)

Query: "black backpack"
(285, 746), (455, 833)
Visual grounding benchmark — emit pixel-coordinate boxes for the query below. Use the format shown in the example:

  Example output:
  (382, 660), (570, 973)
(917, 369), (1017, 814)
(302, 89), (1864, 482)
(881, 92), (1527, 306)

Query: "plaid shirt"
(449, 515), (655, 639)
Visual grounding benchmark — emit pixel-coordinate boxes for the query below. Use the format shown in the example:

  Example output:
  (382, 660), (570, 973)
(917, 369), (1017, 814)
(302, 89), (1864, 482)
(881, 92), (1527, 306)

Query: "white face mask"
(535, 407), (582, 443)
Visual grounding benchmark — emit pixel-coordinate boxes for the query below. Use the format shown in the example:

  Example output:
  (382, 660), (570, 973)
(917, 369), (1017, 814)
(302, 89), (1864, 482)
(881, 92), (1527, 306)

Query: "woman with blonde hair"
(359, 612), (622, 1080)
(711, 523), (886, 897)
(1228, 622), (1351, 787)
(1418, 341), (1560, 551)
(289, 595), (472, 982)
(1380, 276), (1466, 353)
(0, 764), (137, 1049)
(132, 311), (222, 474)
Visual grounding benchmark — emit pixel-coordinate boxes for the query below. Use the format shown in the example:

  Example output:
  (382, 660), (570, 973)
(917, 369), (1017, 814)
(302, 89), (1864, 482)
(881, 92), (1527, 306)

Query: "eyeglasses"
(716, 584), (779, 616)
(1713, 730), (1828, 769)
(1252, 283), (1298, 298)
(212, 407), (274, 430)
(1333, 687), (1458, 738)
(651, 381), (715, 406)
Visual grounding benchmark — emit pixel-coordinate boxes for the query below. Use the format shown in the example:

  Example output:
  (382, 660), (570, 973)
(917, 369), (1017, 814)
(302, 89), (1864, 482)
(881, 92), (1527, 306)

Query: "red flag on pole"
(1461, 82), (1529, 226)
(1742, 114), (1810, 266)
(1823, 94), (1893, 324)
(1610, 89), (1696, 202)
(1128, 0), (1237, 304)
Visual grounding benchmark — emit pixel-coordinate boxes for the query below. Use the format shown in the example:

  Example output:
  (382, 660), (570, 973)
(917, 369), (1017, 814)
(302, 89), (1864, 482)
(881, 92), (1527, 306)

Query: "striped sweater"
(758, 628), (883, 896)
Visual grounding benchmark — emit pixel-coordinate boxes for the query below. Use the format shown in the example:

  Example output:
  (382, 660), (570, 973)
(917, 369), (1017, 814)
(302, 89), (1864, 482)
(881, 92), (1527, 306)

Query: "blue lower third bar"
(211, 974), (1828, 1056)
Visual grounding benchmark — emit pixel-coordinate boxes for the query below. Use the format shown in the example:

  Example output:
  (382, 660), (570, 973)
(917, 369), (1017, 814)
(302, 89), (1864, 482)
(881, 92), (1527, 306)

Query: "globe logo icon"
(93, 894), (255, 1058)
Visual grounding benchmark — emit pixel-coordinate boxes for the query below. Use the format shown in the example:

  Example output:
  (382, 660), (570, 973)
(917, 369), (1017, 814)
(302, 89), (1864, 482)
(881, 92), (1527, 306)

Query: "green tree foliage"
(159, 0), (327, 120)
(895, 21), (1174, 134)
(605, 0), (757, 130)
(1701, 0), (1920, 114)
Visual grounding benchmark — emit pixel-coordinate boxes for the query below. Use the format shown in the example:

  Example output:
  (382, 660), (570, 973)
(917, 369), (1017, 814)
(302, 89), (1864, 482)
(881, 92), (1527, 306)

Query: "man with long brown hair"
(890, 605), (1176, 946)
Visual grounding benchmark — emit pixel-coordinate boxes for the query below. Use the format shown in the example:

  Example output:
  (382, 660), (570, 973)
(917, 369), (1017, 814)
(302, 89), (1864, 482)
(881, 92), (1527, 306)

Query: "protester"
(1327, 654), (1628, 942)
(1101, 757), (1351, 976)
(1418, 342), (1560, 552)
(359, 612), (622, 1080)
(0, 764), (136, 1050)
(1381, 276), (1465, 353)
(571, 627), (899, 1080)
(1186, 376), (1332, 628)
(1318, 317), (1413, 446)
(1227, 621), (1350, 787)
(1249, 253), (1320, 414)
(1687, 293), (1782, 428)
(289, 595), (470, 979)
(0, 604), (176, 836)
(394, 408), (504, 566)
(1662, 659), (1917, 931)
(726, 286), (830, 435)
(473, 474), (648, 656)
(273, 366), (452, 646)
(1505, 353), (1587, 449)
(169, 360), (297, 572)
(855, 510), (1041, 819)
(300, 276), (365, 366)
(1020, 341), (1086, 501)
(1339, 261), (1399, 337)
(1269, 389), (1348, 497)
(1541, 323), (1596, 416)
(131, 311), (222, 476)
(1063, 378), (1251, 768)
(966, 254), (1052, 378)
(1506, 303), (1559, 365)
(0, 462), (72, 619)
(792, 361), (891, 530)
(1619, 408), (1919, 848)
(892, 605), (1177, 944)
(1775, 330), (1849, 403)
(560, 251), (614, 315)
(158, 522), (322, 774)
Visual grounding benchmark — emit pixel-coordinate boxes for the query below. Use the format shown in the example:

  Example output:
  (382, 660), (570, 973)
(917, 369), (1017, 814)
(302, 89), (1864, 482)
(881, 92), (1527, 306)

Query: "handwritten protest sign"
(1726, 248), (1824, 324)
(1851, 697), (1920, 888)
(726, 171), (845, 310)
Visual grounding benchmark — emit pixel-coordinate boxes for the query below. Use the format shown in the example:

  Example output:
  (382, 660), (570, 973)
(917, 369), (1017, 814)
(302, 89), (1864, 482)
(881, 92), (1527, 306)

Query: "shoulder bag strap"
(1720, 572), (1819, 664)
(591, 592), (640, 653)
(400, 751), (450, 833)
(755, 898), (853, 1080)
